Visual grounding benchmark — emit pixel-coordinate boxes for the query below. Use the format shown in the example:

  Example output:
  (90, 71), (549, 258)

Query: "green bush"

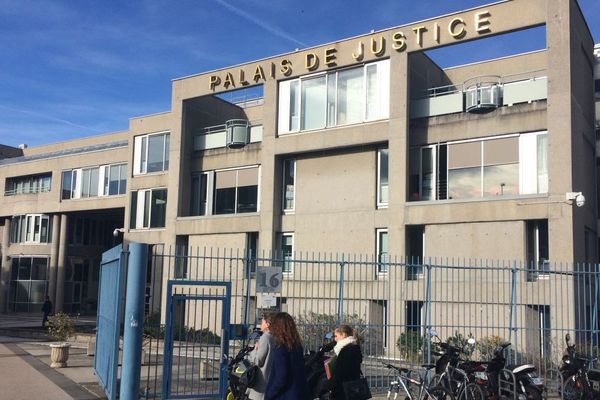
(397, 330), (428, 361)
(447, 331), (475, 359)
(296, 311), (384, 356)
(476, 335), (506, 360)
(48, 312), (75, 342)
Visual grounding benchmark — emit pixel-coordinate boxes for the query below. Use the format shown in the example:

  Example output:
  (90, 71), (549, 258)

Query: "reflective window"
(283, 159), (296, 211)
(278, 233), (294, 273)
(132, 188), (167, 229)
(135, 132), (170, 174)
(5, 173), (52, 196)
(8, 257), (48, 313)
(377, 229), (388, 274)
(377, 149), (389, 206)
(279, 60), (389, 134)
(62, 163), (126, 200)
(10, 214), (51, 244)
(214, 167), (259, 215)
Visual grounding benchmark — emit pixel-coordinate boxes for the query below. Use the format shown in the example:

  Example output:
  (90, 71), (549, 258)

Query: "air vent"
(464, 76), (502, 113)
(226, 119), (250, 149)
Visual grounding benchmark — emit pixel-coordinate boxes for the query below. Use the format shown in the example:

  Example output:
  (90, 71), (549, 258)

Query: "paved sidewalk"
(0, 313), (105, 400)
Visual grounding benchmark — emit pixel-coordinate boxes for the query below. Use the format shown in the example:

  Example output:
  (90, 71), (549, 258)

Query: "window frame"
(278, 59), (390, 135)
(376, 228), (389, 275)
(213, 165), (261, 216)
(377, 148), (389, 208)
(134, 131), (170, 175)
(526, 219), (550, 280)
(278, 232), (294, 275)
(10, 214), (51, 244)
(133, 187), (168, 229)
(282, 159), (296, 213)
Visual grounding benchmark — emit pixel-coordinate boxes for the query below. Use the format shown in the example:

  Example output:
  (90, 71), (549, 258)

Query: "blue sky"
(1, 0), (599, 148)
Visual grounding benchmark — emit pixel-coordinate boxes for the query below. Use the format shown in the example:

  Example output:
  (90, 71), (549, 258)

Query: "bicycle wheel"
(457, 383), (485, 400)
(428, 385), (455, 400)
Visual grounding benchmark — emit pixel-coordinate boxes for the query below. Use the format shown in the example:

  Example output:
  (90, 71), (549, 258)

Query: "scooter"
(226, 329), (262, 400)
(497, 343), (544, 400)
(304, 332), (337, 400)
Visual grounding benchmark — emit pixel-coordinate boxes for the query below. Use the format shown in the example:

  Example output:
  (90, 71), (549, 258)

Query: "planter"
(50, 343), (71, 368)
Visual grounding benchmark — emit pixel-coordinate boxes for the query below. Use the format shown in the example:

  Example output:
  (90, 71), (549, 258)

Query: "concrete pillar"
(47, 214), (61, 306)
(0, 217), (11, 313)
(55, 214), (68, 312)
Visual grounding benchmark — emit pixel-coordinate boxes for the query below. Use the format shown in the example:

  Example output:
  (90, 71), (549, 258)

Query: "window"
(10, 214), (51, 244)
(278, 60), (390, 134)
(68, 216), (116, 247)
(526, 305), (551, 360)
(8, 257), (49, 312)
(246, 232), (259, 276)
(5, 173), (51, 196)
(278, 233), (294, 273)
(408, 132), (547, 201)
(526, 219), (549, 280)
(376, 229), (389, 274)
(214, 167), (259, 215)
(190, 173), (210, 216)
(283, 159), (296, 212)
(377, 149), (389, 206)
(61, 163), (126, 199)
(405, 300), (423, 331)
(134, 132), (170, 174)
(188, 166), (260, 217)
(406, 225), (424, 280)
(132, 188), (167, 229)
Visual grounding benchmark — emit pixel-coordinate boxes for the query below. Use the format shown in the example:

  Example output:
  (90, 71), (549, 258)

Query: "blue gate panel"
(94, 244), (126, 400)
(162, 281), (231, 400)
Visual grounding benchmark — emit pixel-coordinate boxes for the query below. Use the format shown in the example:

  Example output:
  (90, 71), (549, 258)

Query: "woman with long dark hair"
(325, 324), (363, 400)
(264, 312), (308, 400)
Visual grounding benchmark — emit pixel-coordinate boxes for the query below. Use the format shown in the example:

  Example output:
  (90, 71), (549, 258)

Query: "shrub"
(296, 311), (384, 355)
(447, 331), (475, 359)
(397, 330), (428, 362)
(476, 335), (506, 360)
(48, 312), (75, 342)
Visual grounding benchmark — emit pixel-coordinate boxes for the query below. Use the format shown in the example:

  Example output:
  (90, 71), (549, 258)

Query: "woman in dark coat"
(264, 312), (308, 400)
(325, 324), (363, 400)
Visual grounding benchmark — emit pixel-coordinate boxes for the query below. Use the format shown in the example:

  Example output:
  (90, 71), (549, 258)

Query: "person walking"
(42, 296), (52, 328)
(248, 313), (276, 400)
(264, 312), (308, 400)
(324, 324), (363, 400)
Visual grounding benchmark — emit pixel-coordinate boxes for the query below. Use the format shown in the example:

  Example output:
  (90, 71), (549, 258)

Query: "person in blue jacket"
(264, 312), (308, 400)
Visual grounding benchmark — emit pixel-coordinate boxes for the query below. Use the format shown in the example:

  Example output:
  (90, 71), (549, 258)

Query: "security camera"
(566, 192), (585, 207)
(575, 194), (585, 207)
(113, 228), (124, 237)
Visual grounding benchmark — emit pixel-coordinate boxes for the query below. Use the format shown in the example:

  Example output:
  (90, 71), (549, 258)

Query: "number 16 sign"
(256, 266), (283, 293)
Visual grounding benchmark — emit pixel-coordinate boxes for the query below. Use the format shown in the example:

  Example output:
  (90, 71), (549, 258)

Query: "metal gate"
(94, 244), (127, 400)
(161, 281), (231, 400)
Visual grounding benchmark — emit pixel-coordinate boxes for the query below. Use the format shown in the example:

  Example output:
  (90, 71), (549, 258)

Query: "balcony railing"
(5, 185), (51, 196)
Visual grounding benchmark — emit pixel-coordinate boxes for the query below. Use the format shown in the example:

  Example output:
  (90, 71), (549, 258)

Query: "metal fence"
(139, 246), (600, 398)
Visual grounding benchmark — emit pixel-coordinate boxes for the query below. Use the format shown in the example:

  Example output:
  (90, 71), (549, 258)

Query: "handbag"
(342, 376), (372, 400)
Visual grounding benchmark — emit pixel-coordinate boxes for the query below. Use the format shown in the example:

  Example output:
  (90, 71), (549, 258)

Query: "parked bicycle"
(383, 362), (453, 400)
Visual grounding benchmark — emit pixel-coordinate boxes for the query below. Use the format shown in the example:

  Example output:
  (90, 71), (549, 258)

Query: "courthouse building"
(0, 0), (598, 354)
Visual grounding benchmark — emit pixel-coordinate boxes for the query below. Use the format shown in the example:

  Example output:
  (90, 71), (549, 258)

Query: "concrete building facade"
(0, 0), (598, 333)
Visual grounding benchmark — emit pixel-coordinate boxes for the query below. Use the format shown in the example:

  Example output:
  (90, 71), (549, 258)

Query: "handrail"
(4, 185), (51, 196)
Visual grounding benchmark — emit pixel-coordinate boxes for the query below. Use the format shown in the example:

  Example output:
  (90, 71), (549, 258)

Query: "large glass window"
(409, 132), (547, 201)
(406, 225), (424, 280)
(62, 163), (126, 200)
(214, 167), (259, 215)
(10, 214), (51, 244)
(5, 173), (52, 196)
(132, 188), (167, 229)
(377, 149), (389, 206)
(8, 257), (48, 312)
(134, 132), (170, 174)
(283, 159), (296, 212)
(278, 60), (390, 134)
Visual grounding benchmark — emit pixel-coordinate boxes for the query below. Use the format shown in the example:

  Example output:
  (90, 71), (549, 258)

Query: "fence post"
(508, 261), (518, 364)
(119, 243), (148, 400)
(244, 248), (252, 327)
(424, 259), (432, 365)
(337, 254), (345, 326)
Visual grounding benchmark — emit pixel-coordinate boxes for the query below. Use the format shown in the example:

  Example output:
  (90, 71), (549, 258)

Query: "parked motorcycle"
(560, 333), (600, 400)
(492, 342), (544, 400)
(226, 329), (262, 400)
